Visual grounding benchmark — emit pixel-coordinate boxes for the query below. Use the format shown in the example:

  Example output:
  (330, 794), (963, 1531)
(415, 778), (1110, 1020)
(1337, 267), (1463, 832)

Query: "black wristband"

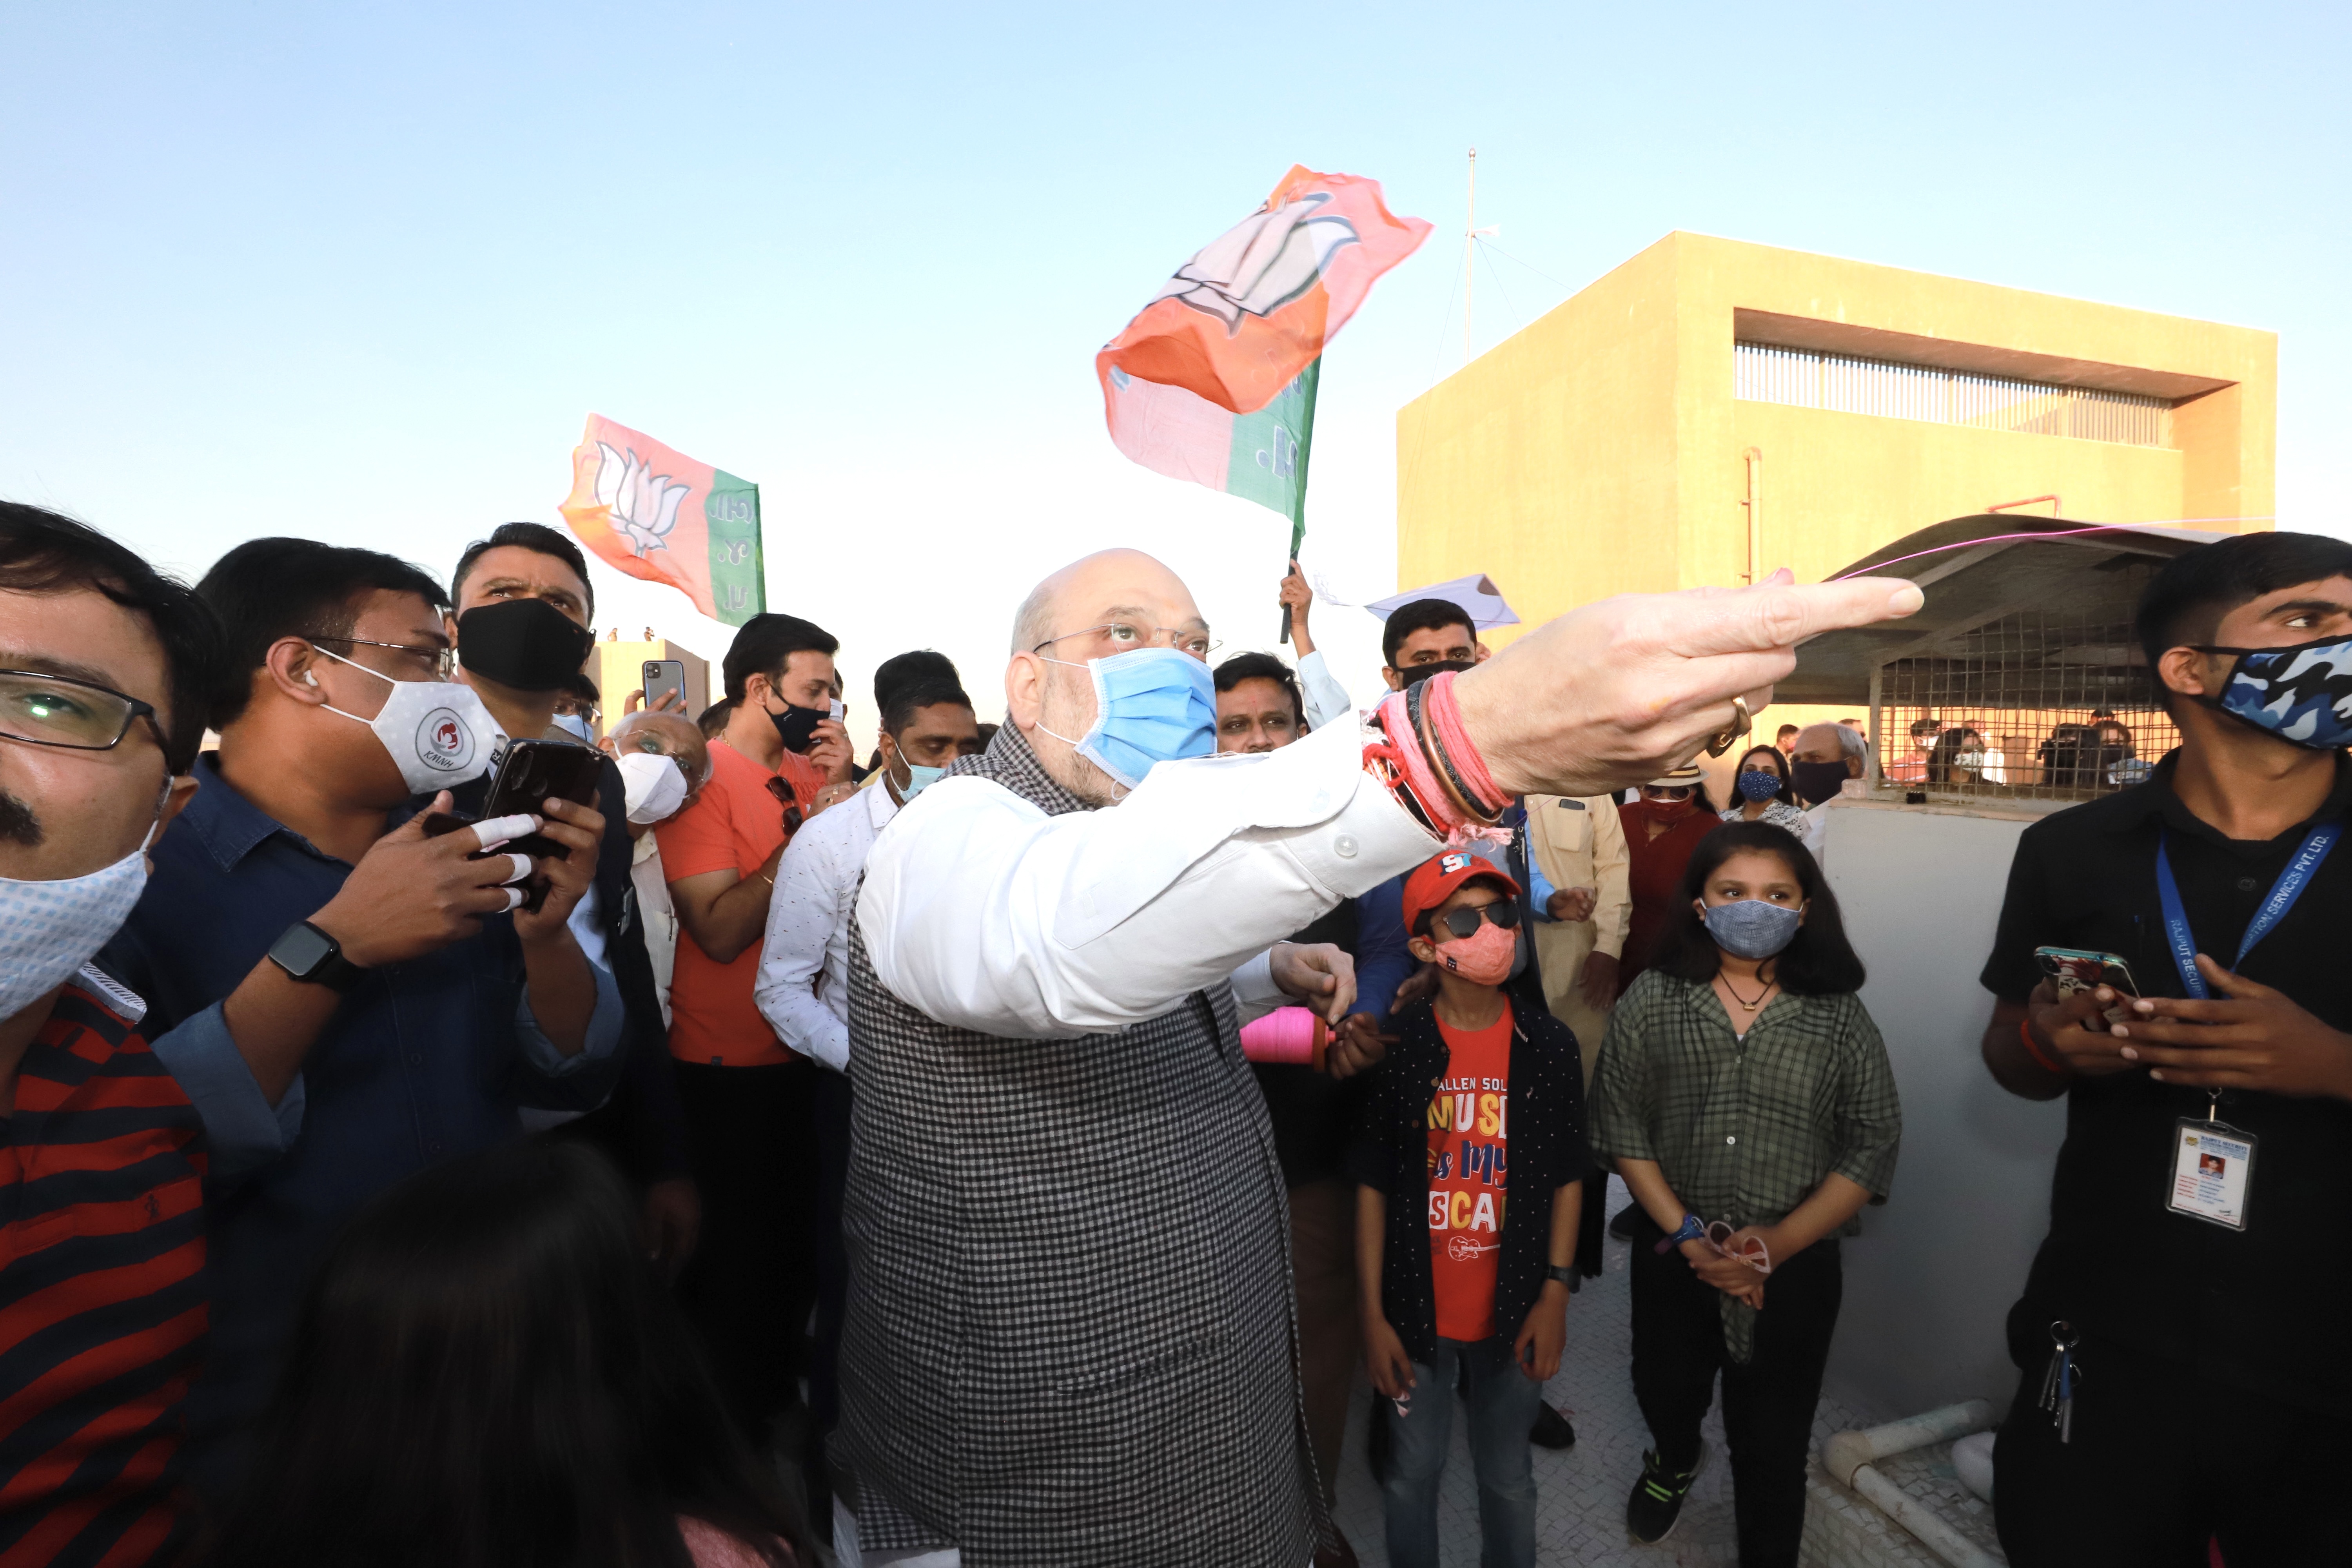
(268, 920), (366, 993)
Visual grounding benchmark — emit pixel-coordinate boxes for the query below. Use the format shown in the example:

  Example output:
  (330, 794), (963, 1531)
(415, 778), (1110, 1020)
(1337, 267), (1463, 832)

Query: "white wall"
(1813, 799), (2068, 1420)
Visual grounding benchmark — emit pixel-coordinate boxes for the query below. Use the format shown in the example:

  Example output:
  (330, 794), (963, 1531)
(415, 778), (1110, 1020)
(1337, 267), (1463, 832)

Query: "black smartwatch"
(1545, 1264), (1577, 1290)
(268, 920), (366, 993)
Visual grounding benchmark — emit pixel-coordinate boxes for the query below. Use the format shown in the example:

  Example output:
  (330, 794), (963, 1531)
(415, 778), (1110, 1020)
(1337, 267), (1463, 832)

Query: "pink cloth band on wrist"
(1422, 670), (1508, 819)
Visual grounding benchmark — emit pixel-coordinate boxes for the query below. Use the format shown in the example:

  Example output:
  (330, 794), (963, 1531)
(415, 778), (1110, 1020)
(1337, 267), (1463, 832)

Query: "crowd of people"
(3, 497), (2348, 1568)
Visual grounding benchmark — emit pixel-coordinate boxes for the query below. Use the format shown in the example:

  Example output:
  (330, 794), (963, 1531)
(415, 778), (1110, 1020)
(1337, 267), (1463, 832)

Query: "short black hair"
(198, 539), (449, 729)
(882, 677), (975, 737)
(2136, 532), (2352, 703)
(564, 672), (602, 707)
(873, 649), (960, 716)
(0, 502), (222, 774)
(1382, 598), (1478, 669)
(1650, 821), (1865, 995)
(1775, 723), (1800, 739)
(1212, 651), (1305, 729)
(451, 523), (596, 618)
(697, 696), (736, 739)
(720, 613), (838, 702)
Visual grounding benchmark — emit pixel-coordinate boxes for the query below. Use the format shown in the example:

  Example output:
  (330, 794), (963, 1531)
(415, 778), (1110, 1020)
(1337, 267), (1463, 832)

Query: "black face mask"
(456, 599), (595, 693)
(1790, 759), (1851, 807)
(769, 699), (827, 755)
(1396, 658), (1477, 689)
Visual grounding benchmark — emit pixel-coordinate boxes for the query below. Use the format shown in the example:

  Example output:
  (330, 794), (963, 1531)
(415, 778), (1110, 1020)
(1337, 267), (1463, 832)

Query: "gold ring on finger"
(1704, 695), (1753, 759)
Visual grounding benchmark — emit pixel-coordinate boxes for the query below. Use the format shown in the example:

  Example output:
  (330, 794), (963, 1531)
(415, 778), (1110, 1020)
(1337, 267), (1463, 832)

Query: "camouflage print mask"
(2200, 635), (2352, 750)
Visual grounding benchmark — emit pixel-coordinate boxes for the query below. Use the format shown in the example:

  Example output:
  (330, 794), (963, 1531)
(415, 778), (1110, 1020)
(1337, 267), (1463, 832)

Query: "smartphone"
(2035, 946), (2141, 1022)
(421, 739), (603, 859)
(642, 659), (687, 712)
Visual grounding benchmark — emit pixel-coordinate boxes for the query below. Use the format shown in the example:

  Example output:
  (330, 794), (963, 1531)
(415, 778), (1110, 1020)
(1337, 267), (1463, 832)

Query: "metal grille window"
(1736, 341), (2168, 447)
(1869, 563), (2182, 804)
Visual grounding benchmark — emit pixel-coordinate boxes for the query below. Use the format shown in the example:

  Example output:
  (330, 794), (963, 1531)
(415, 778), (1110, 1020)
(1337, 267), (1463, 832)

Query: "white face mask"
(0, 791), (165, 1022)
(313, 646), (506, 794)
(615, 749), (689, 824)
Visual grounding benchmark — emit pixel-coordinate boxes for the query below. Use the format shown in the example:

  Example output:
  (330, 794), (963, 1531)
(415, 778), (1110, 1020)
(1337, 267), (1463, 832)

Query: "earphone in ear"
(304, 671), (319, 687)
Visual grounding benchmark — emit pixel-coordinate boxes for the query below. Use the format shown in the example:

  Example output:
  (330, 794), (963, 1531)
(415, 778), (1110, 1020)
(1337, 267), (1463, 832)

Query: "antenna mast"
(1463, 147), (1477, 362)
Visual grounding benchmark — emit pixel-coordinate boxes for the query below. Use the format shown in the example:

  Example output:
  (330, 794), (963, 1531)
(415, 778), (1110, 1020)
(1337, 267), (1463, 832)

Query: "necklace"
(1719, 972), (1775, 1011)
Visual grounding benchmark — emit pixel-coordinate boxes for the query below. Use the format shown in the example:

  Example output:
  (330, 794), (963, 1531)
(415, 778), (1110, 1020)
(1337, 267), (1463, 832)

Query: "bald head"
(605, 708), (711, 784)
(1008, 548), (1202, 655)
(1005, 548), (1209, 806)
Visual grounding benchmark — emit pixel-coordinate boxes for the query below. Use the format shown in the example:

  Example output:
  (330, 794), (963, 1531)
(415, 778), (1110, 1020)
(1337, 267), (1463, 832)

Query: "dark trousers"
(1287, 1178), (1361, 1503)
(1630, 1215), (1842, 1568)
(673, 1057), (820, 1440)
(809, 1067), (852, 1438)
(1994, 1331), (2351, 1567)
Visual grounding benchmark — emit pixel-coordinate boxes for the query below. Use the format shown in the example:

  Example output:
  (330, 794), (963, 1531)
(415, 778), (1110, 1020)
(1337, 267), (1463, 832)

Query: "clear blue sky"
(4, 2), (2343, 739)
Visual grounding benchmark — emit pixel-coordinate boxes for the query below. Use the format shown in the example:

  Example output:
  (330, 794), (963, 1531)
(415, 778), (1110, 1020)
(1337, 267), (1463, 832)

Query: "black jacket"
(457, 757), (690, 1184)
(1347, 975), (1590, 1361)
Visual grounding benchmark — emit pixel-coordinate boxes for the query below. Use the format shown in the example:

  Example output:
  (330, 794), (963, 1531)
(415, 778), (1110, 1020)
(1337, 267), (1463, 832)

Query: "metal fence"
(1736, 341), (2168, 447)
(1869, 566), (2182, 804)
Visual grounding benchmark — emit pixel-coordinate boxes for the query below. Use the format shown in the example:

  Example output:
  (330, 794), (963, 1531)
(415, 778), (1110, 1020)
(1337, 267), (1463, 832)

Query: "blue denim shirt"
(97, 754), (622, 1497)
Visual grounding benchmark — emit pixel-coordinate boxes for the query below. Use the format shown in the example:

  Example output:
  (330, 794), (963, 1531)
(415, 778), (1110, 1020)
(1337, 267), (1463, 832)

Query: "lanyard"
(2153, 821), (2342, 1000)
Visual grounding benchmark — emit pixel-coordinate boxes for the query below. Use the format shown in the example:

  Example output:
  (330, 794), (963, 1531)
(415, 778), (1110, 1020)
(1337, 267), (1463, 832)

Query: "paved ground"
(1328, 1177), (1886, 1567)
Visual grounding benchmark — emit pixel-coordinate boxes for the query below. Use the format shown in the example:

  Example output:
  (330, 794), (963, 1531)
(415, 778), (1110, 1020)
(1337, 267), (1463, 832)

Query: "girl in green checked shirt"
(1588, 820), (1901, 1568)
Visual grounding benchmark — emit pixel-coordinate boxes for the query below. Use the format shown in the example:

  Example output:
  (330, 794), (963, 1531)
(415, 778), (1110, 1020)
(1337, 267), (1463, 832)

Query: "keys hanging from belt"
(2037, 1320), (2081, 1444)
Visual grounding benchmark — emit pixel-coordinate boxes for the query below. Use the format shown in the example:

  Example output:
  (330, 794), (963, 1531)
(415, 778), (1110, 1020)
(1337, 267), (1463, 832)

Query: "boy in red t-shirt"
(1350, 853), (1588, 1568)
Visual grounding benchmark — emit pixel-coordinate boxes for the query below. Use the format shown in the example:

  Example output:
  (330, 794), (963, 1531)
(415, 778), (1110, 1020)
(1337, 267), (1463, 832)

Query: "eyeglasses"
(1033, 621), (1220, 661)
(1643, 785), (1695, 801)
(1429, 900), (1522, 941)
(305, 634), (456, 681)
(0, 669), (167, 753)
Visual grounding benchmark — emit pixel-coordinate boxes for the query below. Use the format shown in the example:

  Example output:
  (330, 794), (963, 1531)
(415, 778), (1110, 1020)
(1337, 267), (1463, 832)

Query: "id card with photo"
(2167, 1120), (2256, 1230)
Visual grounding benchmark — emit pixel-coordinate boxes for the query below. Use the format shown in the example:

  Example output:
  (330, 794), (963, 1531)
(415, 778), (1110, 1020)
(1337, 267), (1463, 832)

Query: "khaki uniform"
(1524, 793), (1632, 1088)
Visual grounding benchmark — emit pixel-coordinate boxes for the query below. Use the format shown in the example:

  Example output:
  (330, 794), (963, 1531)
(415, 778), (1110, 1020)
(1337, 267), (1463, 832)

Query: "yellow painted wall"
(1397, 231), (2278, 653)
(592, 636), (711, 734)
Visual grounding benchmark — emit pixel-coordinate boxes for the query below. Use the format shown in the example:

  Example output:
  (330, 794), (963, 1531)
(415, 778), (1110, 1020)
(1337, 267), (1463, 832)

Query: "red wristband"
(2018, 1016), (2068, 1077)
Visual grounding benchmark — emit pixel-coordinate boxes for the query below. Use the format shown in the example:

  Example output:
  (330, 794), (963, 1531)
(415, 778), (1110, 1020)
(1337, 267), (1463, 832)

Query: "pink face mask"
(1432, 919), (1515, 985)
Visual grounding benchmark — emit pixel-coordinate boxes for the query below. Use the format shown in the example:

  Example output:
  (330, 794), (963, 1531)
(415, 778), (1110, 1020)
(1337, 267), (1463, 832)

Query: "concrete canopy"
(1779, 514), (2229, 706)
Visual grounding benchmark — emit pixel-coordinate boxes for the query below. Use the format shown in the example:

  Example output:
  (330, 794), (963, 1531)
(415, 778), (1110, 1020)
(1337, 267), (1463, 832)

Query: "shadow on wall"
(1816, 799), (2068, 1421)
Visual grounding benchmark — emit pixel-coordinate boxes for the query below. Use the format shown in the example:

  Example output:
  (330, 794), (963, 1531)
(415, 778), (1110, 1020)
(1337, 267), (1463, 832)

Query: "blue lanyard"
(2154, 821), (2342, 999)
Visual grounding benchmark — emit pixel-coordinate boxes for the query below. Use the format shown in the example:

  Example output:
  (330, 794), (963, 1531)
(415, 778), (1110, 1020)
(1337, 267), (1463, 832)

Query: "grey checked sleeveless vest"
(835, 724), (1325, 1568)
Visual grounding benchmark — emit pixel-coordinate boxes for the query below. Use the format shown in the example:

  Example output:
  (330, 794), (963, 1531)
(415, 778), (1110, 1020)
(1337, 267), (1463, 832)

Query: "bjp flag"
(1097, 166), (1429, 550)
(557, 415), (766, 626)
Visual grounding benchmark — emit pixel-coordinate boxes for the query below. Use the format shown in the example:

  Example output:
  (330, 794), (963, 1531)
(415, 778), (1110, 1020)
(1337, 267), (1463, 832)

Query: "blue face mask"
(896, 762), (947, 800)
(1039, 646), (1216, 790)
(1735, 769), (1784, 803)
(550, 713), (595, 744)
(2203, 635), (2352, 750)
(1700, 898), (1805, 960)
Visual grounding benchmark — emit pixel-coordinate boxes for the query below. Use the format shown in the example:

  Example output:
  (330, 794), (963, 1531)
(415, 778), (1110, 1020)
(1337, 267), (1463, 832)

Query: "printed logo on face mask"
(416, 708), (479, 773)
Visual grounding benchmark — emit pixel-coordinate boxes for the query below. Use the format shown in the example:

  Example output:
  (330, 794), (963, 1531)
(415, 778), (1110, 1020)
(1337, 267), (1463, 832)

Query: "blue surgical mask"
(1038, 646), (1216, 790)
(2202, 635), (2352, 750)
(1735, 769), (1783, 803)
(897, 762), (947, 800)
(550, 713), (595, 744)
(1700, 898), (1805, 960)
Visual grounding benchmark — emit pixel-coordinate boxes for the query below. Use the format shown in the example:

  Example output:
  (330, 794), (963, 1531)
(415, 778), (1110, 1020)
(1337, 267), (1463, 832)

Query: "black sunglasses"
(1429, 900), (1522, 941)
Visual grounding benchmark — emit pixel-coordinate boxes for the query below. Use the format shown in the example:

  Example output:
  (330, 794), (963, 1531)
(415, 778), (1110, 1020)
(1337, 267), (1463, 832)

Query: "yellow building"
(590, 631), (711, 735)
(1396, 232), (2276, 645)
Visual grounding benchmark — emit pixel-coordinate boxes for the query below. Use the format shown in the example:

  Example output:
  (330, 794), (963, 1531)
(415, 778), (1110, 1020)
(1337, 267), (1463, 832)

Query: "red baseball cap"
(1401, 851), (1521, 938)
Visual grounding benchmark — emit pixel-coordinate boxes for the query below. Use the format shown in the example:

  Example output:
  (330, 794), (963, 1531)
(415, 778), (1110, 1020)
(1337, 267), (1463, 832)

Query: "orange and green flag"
(558, 414), (765, 626)
(1096, 165), (1429, 555)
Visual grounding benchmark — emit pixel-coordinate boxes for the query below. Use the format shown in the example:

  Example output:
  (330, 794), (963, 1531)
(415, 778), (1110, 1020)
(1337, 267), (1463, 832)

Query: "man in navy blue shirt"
(102, 537), (623, 1501)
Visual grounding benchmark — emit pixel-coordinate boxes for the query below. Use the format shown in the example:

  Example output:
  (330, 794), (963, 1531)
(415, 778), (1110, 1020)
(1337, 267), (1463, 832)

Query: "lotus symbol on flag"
(593, 443), (691, 558)
(1152, 192), (1359, 338)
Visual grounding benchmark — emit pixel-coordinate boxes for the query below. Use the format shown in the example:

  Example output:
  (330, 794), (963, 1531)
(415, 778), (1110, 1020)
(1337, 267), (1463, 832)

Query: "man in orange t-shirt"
(654, 612), (852, 1444)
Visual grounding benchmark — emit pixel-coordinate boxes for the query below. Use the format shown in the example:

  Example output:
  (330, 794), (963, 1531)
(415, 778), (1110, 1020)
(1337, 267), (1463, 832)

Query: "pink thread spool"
(1240, 1007), (1327, 1071)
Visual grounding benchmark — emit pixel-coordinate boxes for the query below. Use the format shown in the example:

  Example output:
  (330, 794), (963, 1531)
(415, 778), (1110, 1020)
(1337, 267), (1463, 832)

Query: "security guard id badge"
(2168, 1117), (2256, 1230)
